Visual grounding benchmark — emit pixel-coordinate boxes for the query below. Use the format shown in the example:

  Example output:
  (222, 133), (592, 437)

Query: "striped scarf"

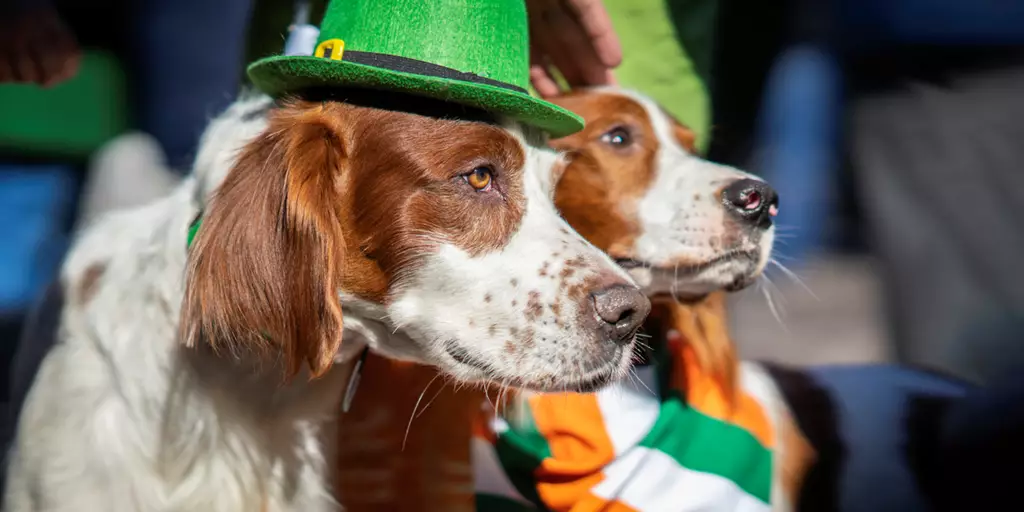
(473, 336), (786, 511)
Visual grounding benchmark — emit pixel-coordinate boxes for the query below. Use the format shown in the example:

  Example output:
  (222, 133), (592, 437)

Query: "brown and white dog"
(333, 87), (814, 512)
(1, 90), (650, 512)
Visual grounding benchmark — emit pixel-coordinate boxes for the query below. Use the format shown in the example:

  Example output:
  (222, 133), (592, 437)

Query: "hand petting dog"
(527, 0), (622, 97)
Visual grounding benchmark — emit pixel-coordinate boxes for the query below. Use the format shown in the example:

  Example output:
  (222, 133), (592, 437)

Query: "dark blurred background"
(2, 0), (1023, 418)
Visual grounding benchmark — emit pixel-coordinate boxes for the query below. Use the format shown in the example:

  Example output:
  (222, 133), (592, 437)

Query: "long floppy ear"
(663, 292), (739, 405)
(181, 104), (348, 380)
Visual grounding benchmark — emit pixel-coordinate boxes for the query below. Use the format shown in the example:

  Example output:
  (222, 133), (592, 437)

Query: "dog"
(1, 89), (651, 512)
(332, 87), (814, 511)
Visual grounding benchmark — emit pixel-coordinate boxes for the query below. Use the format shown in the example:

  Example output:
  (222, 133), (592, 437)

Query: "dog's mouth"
(615, 249), (762, 296)
(444, 342), (624, 393)
(615, 249), (756, 274)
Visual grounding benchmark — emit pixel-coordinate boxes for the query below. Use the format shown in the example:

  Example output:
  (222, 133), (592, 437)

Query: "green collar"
(187, 214), (203, 248)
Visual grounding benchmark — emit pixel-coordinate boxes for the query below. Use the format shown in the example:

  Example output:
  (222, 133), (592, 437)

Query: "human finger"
(530, 60), (561, 98)
(562, 0), (622, 68)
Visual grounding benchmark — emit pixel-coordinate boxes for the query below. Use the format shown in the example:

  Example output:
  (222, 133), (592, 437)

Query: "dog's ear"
(671, 123), (698, 154)
(181, 103), (348, 380)
(657, 107), (699, 154)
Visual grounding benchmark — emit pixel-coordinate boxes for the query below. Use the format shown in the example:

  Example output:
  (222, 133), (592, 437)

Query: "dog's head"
(548, 88), (777, 300)
(180, 90), (649, 393)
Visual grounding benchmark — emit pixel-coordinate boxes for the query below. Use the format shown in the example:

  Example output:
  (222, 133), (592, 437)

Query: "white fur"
(388, 139), (635, 389)
(4, 95), (636, 511)
(605, 89), (776, 297)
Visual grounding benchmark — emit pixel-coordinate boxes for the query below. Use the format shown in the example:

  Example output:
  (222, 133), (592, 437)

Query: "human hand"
(0, 6), (81, 87)
(526, 0), (622, 98)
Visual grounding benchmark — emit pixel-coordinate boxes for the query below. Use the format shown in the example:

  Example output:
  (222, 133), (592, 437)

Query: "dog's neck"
(635, 298), (705, 363)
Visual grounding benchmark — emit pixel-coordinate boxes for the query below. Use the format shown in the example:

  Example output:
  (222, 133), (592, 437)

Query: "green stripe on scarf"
(640, 390), (773, 503)
(493, 405), (552, 510)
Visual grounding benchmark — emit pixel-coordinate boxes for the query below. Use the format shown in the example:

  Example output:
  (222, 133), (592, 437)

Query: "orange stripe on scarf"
(529, 393), (616, 510)
(671, 342), (775, 449)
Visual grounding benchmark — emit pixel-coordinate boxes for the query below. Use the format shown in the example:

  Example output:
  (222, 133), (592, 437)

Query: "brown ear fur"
(658, 107), (699, 154)
(672, 122), (698, 154)
(657, 292), (739, 406)
(181, 103), (347, 380)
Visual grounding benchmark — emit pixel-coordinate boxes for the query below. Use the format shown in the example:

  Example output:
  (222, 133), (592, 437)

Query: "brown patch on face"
(546, 92), (662, 258)
(564, 255), (587, 269)
(524, 290), (543, 321)
(484, 293), (492, 303)
(181, 98), (528, 380)
(76, 262), (106, 305)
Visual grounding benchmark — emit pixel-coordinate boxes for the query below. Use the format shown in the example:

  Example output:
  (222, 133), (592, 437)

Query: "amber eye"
(601, 126), (632, 147)
(466, 166), (493, 191)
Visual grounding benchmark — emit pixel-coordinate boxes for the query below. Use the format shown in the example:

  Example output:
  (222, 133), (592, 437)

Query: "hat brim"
(247, 55), (583, 138)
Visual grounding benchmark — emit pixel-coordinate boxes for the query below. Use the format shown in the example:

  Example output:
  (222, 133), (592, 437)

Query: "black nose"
(590, 285), (651, 345)
(722, 178), (779, 229)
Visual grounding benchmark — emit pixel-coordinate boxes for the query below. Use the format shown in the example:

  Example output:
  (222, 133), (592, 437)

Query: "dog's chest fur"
(5, 181), (346, 512)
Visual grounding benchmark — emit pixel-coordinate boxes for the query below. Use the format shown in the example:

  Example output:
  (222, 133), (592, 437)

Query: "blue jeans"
(128, 0), (254, 171)
(768, 363), (973, 512)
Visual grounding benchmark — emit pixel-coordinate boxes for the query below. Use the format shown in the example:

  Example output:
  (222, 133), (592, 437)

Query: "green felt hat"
(247, 0), (584, 137)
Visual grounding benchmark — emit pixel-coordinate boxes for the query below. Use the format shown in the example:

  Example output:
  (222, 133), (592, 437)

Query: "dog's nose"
(722, 178), (779, 229)
(590, 285), (651, 345)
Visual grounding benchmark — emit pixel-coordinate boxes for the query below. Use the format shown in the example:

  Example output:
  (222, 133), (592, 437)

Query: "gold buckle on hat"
(315, 39), (345, 60)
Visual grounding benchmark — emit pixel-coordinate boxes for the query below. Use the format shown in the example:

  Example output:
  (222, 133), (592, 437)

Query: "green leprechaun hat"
(247, 0), (584, 137)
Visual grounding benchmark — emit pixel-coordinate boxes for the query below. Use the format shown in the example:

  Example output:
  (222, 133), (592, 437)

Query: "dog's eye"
(465, 166), (493, 191)
(601, 127), (632, 147)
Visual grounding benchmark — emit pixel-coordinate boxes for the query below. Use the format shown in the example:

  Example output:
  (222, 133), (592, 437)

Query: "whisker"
(403, 372), (442, 450)
(759, 276), (791, 334)
(415, 381), (448, 420)
(770, 259), (818, 300)
(763, 272), (789, 308)
(630, 367), (655, 396)
(494, 379), (510, 421)
(670, 261), (682, 304)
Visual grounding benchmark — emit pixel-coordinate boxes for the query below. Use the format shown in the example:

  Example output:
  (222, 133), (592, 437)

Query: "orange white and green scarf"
(472, 337), (789, 511)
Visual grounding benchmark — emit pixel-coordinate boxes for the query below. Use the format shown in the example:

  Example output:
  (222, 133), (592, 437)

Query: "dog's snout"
(589, 285), (651, 345)
(722, 178), (779, 229)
